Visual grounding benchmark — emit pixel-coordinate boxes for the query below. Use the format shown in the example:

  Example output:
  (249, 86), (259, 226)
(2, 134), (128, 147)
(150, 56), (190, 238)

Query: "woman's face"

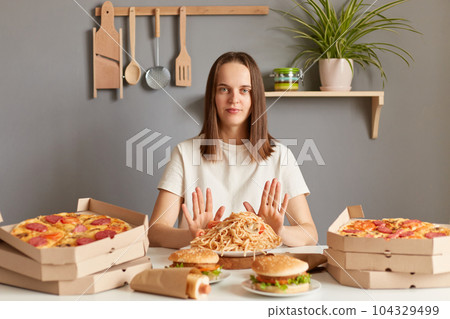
(215, 62), (252, 130)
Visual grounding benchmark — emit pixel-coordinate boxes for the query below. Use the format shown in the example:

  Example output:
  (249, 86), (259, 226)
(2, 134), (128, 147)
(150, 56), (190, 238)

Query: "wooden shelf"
(265, 91), (384, 139)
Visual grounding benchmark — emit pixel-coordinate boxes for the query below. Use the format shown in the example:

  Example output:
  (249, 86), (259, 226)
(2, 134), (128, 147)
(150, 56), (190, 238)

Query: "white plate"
(213, 245), (282, 258)
(213, 250), (264, 257)
(241, 279), (321, 297)
(181, 245), (281, 258)
(209, 271), (231, 284)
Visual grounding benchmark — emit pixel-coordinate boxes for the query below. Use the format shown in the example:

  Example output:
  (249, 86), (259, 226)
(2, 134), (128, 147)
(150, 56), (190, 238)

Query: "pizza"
(338, 218), (450, 239)
(11, 212), (131, 248)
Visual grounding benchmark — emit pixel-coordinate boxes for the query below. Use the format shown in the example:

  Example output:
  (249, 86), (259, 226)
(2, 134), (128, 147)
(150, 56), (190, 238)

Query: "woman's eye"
(241, 88), (250, 94)
(218, 87), (228, 93)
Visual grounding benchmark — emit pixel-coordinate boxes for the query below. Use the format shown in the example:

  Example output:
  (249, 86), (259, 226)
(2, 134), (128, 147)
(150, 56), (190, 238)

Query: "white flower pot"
(319, 58), (353, 91)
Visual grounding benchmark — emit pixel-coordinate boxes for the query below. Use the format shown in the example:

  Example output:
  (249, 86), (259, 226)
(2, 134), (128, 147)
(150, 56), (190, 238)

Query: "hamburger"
(250, 254), (311, 293)
(169, 248), (222, 280)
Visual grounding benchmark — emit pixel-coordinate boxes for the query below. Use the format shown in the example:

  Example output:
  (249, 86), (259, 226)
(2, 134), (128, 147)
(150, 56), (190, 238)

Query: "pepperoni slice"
(73, 224), (87, 233)
(399, 230), (415, 238)
(76, 237), (95, 246)
(25, 223), (48, 232)
(45, 215), (63, 224)
(91, 218), (111, 226)
(376, 226), (393, 234)
(401, 219), (422, 225)
(342, 229), (361, 233)
(425, 232), (446, 239)
(373, 220), (385, 227)
(29, 237), (48, 247)
(94, 230), (116, 240)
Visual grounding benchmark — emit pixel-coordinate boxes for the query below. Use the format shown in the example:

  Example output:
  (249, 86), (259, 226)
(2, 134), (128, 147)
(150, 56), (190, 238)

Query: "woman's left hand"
(243, 178), (289, 234)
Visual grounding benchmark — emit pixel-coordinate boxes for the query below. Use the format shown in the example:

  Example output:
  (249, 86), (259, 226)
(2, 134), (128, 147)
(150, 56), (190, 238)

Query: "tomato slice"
(197, 264), (220, 272)
(61, 217), (80, 224)
(43, 232), (64, 241)
(259, 223), (265, 234)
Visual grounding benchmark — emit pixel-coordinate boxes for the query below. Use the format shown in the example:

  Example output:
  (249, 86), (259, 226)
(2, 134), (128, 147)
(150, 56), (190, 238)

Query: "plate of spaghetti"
(190, 212), (282, 257)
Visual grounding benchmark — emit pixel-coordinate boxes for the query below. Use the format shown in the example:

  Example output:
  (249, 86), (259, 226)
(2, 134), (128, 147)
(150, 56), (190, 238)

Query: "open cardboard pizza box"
(327, 263), (450, 289)
(0, 238), (148, 281)
(325, 248), (450, 275)
(0, 256), (152, 295)
(0, 198), (149, 265)
(327, 205), (450, 255)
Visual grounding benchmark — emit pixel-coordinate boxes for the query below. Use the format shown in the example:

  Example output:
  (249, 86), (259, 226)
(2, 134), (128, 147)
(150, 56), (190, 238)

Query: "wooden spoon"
(124, 7), (141, 85)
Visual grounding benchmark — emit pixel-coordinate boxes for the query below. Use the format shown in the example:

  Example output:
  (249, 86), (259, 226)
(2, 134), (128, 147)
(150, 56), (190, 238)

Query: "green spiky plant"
(273, 0), (419, 86)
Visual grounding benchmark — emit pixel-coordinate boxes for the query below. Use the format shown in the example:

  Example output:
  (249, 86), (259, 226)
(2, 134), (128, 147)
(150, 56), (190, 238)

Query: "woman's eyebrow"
(217, 83), (252, 88)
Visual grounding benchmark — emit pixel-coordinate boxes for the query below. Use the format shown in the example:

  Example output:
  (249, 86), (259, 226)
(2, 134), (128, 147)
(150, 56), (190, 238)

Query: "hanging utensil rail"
(94, 6), (269, 17)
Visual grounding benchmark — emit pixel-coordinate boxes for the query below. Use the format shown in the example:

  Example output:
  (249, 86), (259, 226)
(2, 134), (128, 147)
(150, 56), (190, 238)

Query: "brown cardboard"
(0, 198), (149, 265)
(327, 263), (450, 289)
(327, 205), (450, 255)
(325, 248), (450, 274)
(0, 239), (148, 281)
(0, 256), (152, 295)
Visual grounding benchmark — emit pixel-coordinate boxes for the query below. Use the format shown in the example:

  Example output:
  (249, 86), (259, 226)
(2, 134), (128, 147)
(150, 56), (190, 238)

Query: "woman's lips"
(226, 108), (240, 114)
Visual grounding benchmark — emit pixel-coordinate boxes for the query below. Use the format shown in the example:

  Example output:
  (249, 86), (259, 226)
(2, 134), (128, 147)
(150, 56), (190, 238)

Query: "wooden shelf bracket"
(371, 95), (384, 139)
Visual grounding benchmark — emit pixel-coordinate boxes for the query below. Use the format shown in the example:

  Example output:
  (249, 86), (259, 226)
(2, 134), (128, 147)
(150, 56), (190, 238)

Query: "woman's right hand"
(182, 187), (225, 238)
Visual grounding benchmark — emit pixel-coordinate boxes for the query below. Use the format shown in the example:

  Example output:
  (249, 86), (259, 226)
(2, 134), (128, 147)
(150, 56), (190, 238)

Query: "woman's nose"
(229, 90), (239, 104)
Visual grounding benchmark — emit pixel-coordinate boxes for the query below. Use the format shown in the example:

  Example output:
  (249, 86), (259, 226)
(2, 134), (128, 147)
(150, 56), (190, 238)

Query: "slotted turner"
(175, 6), (191, 86)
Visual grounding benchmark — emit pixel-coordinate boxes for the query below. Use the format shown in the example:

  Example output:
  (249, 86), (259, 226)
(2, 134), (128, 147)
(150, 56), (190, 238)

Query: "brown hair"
(200, 52), (274, 161)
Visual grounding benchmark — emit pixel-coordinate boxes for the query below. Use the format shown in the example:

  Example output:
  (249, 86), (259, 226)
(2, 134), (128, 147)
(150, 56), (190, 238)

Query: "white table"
(0, 245), (449, 302)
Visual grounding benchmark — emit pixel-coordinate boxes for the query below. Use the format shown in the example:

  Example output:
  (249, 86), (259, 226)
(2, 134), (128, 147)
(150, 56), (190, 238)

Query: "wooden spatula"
(175, 6), (191, 86)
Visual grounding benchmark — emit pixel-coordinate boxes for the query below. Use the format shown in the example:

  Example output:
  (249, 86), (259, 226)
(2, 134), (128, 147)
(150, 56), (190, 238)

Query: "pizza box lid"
(327, 205), (450, 255)
(327, 263), (450, 289)
(0, 256), (152, 295)
(325, 248), (450, 275)
(0, 238), (148, 281)
(0, 198), (149, 265)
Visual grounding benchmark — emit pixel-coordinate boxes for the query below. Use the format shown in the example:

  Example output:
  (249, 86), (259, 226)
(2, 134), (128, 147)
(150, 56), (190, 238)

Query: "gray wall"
(1, 0), (449, 244)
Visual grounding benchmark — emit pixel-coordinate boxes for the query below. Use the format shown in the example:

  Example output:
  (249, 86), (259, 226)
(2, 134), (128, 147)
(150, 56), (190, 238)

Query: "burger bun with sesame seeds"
(250, 254), (311, 294)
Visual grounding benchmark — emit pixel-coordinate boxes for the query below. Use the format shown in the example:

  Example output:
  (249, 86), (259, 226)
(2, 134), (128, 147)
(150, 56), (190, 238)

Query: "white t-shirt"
(157, 136), (309, 228)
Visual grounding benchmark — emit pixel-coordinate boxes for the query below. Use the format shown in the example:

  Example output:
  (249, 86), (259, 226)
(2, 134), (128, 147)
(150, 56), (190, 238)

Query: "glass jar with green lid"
(270, 68), (304, 91)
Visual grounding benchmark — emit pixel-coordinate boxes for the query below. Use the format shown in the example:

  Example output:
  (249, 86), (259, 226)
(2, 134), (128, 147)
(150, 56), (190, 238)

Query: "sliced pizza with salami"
(338, 218), (450, 239)
(11, 212), (131, 248)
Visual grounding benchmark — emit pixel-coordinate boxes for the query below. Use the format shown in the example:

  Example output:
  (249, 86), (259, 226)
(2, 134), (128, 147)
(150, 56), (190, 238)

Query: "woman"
(148, 52), (318, 248)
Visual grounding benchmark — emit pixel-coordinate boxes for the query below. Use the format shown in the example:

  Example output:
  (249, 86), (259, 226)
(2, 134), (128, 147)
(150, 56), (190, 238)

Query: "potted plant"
(273, 0), (419, 90)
